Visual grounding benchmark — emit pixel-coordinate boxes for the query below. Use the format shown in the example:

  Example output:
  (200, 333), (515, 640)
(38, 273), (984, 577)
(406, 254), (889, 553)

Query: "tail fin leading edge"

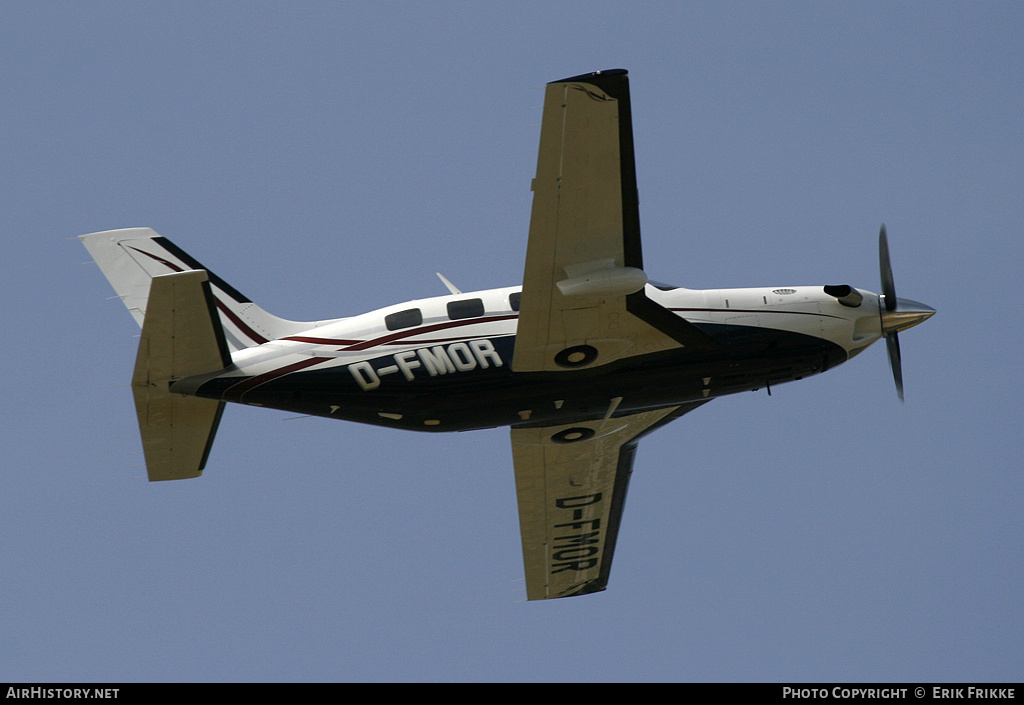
(80, 228), (317, 352)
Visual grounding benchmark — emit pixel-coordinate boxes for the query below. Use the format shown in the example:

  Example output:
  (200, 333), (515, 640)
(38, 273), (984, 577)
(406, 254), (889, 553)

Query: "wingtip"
(550, 68), (628, 85)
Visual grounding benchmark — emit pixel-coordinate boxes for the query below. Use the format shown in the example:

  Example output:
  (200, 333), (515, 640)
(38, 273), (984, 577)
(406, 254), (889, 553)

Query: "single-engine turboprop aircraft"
(81, 69), (934, 600)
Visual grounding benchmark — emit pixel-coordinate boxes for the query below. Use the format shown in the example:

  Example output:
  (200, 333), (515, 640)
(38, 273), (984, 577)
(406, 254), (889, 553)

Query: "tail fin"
(132, 270), (230, 480)
(80, 227), (318, 351)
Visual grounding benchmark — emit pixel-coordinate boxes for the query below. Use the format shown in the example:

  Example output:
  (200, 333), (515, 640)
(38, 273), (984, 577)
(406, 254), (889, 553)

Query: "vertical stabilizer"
(81, 228), (323, 351)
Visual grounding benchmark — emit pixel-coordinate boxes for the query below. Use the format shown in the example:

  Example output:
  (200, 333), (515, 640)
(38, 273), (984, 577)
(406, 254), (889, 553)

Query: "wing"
(511, 400), (709, 600)
(513, 69), (717, 373)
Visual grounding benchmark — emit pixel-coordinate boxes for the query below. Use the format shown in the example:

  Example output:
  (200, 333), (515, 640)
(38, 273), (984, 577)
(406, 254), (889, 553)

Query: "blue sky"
(2, 2), (1021, 682)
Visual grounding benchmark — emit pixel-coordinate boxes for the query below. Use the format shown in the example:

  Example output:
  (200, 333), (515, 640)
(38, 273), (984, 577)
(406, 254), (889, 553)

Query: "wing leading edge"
(513, 69), (717, 374)
(511, 400), (709, 600)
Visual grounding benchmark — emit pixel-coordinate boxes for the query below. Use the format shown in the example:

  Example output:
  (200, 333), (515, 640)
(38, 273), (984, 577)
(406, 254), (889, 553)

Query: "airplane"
(80, 69), (934, 600)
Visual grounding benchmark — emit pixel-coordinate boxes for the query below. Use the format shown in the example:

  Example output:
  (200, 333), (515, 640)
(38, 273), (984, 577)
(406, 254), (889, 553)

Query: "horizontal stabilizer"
(131, 271), (231, 481)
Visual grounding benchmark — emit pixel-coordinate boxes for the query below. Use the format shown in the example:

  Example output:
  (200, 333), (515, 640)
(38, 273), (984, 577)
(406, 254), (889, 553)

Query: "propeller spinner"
(878, 225), (935, 400)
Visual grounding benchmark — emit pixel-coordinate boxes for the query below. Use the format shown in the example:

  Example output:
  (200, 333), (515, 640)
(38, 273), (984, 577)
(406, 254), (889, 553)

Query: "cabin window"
(509, 291), (521, 311)
(385, 308), (422, 331)
(447, 298), (485, 320)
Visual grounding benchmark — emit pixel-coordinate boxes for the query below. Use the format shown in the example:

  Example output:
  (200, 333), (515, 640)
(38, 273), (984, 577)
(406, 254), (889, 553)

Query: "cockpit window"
(509, 291), (521, 311)
(385, 308), (423, 331)
(447, 298), (485, 320)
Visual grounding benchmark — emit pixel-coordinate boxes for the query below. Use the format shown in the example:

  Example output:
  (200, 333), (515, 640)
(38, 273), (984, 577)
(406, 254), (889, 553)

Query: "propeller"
(877, 225), (935, 401)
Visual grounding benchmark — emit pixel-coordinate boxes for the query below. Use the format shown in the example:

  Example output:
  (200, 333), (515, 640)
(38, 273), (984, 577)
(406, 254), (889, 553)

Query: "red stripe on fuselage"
(282, 336), (362, 345)
(222, 356), (332, 403)
(128, 245), (270, 345)
(340, 314), (518, 352)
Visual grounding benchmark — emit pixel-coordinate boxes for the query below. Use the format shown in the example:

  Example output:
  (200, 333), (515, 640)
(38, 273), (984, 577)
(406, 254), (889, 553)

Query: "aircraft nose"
(880, 298), (935, 335)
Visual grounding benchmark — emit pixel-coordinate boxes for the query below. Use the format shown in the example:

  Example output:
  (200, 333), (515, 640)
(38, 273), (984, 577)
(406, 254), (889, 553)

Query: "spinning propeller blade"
(877, 225), (934, 401)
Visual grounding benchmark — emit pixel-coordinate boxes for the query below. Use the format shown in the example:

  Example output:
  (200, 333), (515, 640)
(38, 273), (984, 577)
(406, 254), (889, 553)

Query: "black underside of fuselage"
(194, 323), (848, 432)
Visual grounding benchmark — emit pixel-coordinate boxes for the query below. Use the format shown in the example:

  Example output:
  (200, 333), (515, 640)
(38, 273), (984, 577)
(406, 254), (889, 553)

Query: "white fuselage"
(174, 282), (884, 432)
(220, 283), (883, 378)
